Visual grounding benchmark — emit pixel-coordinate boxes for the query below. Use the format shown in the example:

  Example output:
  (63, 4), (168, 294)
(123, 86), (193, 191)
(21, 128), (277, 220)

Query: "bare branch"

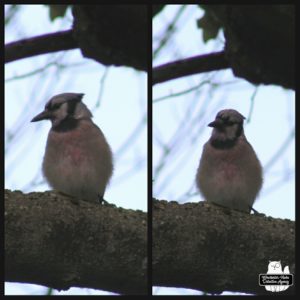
(153, 51), (229, 85)
(5, 29), (78, 63)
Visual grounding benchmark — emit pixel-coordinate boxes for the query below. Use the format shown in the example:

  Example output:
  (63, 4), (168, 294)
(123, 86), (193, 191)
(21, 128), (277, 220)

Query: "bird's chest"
(45, 130), (88, 166)
(210, 148), (244, 180)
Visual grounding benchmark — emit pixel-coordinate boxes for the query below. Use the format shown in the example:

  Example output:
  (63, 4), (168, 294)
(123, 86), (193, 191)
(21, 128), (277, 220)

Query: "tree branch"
(5, 29), (78, 63)
(5, 189), (147, 295)
(152, 51), (229, 85)
(198, 5), (294, 89)
(152, 199), (295, 295)
(72, 5), (147, 71)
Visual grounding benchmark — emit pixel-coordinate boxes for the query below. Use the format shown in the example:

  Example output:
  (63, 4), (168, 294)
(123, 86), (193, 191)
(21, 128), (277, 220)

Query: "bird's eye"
(51, 103), (62, 110)
(226, 120), (234, 125)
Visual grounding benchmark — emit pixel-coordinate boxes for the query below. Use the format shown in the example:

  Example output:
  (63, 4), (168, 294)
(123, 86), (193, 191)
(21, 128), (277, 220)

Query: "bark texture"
(5, 189), (147, 295)
(152, 199), (295, 295)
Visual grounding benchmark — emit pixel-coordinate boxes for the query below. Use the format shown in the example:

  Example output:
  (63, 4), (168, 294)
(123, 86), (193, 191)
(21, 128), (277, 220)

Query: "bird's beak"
(31, 110), (51, 122)
(208, 119), (223, 128)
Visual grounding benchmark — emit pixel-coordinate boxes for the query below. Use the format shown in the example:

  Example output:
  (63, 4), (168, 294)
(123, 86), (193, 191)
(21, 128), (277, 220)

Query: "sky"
(5, 4), (295, 296)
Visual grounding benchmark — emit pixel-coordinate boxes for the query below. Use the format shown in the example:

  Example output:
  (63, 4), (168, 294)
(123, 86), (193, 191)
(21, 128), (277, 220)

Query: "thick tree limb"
(152, 51), (229, 85)
(72, 5), (147, 71)
(5, 29), (78, 63)
(153, 5), (294, 89)
(152, 199), (295, 295)
(198, 5), (295, 89)
(5, 6), (147, 71)
(5, 189), (147, 295)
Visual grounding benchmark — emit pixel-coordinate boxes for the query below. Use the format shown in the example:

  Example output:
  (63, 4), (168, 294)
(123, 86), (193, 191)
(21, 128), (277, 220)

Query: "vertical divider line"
(147, 3), (153, 296)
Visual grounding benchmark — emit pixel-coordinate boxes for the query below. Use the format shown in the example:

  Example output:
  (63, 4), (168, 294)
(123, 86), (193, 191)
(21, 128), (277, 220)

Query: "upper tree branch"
(152, 199), (295, 295)
(5, 6), (147, 71)
(5, 189), (147, 295)
(152, 51), (229, 85)
(5, 29), (78, 63)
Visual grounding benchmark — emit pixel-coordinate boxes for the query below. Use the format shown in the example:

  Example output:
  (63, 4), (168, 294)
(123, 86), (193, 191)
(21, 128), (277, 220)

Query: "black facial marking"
(210, 122), (243, 149)
(45, 101), (62, 111)
(235, 124), (243, 138)
(52, 103), (62, 110)
(225, 120), (234, 126)
(210, 139), (237, 149)
(52, 118), (79, 132)
(67, 99), (80, 116)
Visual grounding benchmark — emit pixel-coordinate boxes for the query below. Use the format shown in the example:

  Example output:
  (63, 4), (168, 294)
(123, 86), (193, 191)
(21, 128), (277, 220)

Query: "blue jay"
(196, 109), (263, 213)
(31, 93), (113, 203)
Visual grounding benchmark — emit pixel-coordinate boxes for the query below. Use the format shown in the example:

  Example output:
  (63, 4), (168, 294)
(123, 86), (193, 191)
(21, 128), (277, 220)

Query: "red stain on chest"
(213, 148), (242, 180)
(65, 147), (84, 163)
(49, 130), (88, 165)
(218, 161), (241, 181)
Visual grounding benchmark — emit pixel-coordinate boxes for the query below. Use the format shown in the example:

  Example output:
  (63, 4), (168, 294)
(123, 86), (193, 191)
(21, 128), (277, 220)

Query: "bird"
(196, 109), (263, 213)
(31, 93), (113, 203)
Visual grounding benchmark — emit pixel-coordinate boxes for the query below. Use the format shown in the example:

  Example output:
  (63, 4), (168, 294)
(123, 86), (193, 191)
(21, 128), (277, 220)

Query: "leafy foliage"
(47, 5), (69, 21)
(197, 8), (221, 43)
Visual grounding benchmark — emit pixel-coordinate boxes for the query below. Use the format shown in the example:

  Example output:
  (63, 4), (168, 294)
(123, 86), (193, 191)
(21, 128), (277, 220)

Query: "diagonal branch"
(5, 29), (78, 63)
(5, 189), (147, 295)
(153, 51), (229, 85)
(152, 199), (295, 295)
